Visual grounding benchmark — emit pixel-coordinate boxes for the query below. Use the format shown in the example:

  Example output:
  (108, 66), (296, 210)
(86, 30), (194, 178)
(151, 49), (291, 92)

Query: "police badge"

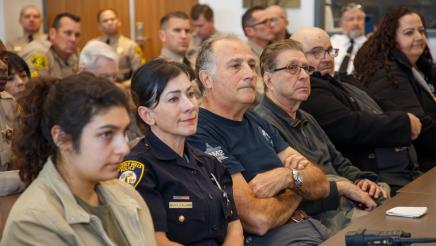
(118, 160), (145, 188)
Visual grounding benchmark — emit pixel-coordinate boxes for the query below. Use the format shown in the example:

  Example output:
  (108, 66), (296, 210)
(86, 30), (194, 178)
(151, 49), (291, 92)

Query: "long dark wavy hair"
(354, 7), (432, 87)
(12, 73), (129, 185)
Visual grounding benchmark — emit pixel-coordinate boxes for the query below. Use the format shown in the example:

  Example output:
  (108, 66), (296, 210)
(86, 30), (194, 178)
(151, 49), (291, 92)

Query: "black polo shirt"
(119, 132), (238, 246)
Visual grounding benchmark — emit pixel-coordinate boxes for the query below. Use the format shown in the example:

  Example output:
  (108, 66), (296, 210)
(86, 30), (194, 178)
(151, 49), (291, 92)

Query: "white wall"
(0, 0), (43, 42)
(0, 0), (5, 40)
(199, 0), (315, 39)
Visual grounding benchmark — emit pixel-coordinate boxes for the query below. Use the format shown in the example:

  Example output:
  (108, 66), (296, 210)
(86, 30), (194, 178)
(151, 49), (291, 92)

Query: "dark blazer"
(363, 49), (436, 171)
(300, 73), (415, 185)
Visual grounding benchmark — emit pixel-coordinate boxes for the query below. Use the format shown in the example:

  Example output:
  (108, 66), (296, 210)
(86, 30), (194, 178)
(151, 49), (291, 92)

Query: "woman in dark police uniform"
(119, 59), (243, 246)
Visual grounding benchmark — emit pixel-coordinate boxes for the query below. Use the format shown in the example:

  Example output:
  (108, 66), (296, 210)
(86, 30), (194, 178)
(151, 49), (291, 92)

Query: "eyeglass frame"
(272, 63), (315, 75)
(250, 17), (277, 27)
(305, 47), (339, 59)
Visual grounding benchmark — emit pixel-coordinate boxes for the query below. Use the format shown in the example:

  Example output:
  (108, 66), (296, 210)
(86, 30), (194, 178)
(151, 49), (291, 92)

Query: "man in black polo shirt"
(254, 39), (387, 232)
(188, 34), (331, 245)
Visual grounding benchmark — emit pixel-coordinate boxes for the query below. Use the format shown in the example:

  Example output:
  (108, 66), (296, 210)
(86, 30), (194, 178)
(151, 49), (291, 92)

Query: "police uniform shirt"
(188, 108), (288, 182)
(0, 91), (18, 171)
(119, 132), (238, 245)
(6, 32), (47, 53)
(331, 34), (367, 74)
(159, 48), (193, 69)
(94, 35), (143, 81)
(19, 39), (79, 78)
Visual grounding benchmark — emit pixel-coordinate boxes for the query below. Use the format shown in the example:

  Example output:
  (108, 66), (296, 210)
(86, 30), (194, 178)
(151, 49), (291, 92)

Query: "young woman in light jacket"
(0, 73), (156, 246)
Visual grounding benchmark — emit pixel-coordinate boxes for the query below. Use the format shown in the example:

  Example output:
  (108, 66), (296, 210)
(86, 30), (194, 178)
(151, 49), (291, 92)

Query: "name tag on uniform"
(172, 196), (190, 200)
(169, 202), (193, 209)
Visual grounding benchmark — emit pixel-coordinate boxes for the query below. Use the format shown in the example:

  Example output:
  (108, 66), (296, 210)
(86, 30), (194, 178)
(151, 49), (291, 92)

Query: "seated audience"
(254, 39), (387, 232)
(292, 27), (421, 193)
(354, 7), (436, 171)
(1, 73), (156, 245)
(188, 34), (331, 245)
(119, 59), (243, 245)
(5, 51), (30, 99)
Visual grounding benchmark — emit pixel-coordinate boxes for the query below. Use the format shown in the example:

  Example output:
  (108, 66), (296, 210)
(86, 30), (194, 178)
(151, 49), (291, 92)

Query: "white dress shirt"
(331, 34), (367, 74)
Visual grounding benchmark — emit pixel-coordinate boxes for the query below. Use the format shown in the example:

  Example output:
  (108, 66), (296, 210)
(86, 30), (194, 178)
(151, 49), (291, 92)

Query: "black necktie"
(182, 57), (191, 68)
(28, 35), (33, 42)
(339, 39), (354, 74)
(106, 38), (110, 45)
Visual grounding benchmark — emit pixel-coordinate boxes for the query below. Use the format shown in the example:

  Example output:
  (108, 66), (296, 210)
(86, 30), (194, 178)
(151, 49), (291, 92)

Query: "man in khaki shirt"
(20, 12), (80, 79)
(6, 5), (47, 53)
(94, 8), (143, 82)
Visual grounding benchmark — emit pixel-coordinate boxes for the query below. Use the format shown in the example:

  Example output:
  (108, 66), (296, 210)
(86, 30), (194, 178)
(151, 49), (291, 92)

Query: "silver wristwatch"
(292, 168), (304, 191)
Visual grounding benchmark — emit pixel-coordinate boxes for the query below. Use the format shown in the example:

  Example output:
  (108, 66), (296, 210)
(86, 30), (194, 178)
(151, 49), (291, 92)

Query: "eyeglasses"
(305, 47), (339, 59)
(251, 18), (276, 27)
(272, 64), (315, 75)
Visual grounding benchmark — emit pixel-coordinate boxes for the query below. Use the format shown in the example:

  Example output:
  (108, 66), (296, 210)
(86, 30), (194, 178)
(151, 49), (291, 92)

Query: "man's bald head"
(291, 27), (330, 51)
(291, 27), (336, 76)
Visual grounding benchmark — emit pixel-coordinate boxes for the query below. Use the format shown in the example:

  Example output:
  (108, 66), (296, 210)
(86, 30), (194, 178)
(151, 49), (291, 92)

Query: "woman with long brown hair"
(354, 7), (436, 171)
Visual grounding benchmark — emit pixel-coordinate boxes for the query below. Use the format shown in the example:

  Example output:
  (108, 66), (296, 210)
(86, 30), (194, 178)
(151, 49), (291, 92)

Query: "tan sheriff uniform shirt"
(19, 39), (79, 78)
(94, 35), (144, 81)
(6, 32), (47, 53)
(0, 91), (17, 171)
(159, 48), (193, 69)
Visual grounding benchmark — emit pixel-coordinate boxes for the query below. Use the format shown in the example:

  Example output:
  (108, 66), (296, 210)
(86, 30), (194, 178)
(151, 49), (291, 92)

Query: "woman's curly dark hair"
(354, 7), (432, 87)
(12, 73), (129, 185)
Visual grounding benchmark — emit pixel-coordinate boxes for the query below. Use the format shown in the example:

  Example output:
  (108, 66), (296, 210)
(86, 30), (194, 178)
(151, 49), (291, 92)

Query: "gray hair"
(195, 34), (242, 93)
(79, 40), (119, 69)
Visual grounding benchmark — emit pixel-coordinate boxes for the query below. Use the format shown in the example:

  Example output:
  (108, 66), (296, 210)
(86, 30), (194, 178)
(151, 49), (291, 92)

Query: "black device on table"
(345, 229), (436, 246)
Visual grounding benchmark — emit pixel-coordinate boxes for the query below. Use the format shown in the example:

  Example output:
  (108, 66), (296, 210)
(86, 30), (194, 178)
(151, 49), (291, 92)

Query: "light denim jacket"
(1, 158), (156, 246)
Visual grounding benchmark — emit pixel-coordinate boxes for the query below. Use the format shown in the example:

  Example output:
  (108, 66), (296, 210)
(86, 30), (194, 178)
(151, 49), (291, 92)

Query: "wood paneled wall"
(44, 0), (197, 61)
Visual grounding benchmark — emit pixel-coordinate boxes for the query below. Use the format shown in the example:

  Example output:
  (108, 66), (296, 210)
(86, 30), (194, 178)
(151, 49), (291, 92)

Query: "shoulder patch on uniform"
(30, 70), (40, 78)
(119, 160), (145, 188)
(29, 54), (48, 70)
(135, 45), (146, 64)
(135, 44), (143, 56)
